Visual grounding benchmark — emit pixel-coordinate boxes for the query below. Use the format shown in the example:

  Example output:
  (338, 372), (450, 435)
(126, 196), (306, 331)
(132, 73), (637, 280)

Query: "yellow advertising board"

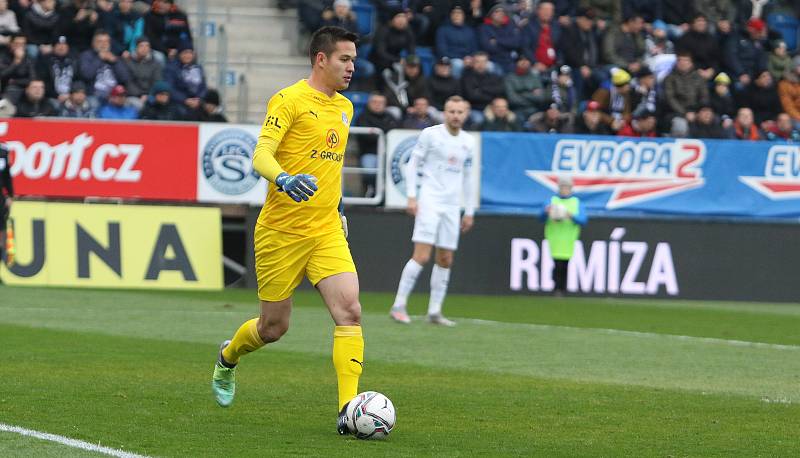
(1, 202), (222, 290)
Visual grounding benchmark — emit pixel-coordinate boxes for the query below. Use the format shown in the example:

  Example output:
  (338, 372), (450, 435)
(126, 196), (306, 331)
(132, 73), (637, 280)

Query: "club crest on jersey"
(342, 112), (349, 125)
(326, 129), (340, 148)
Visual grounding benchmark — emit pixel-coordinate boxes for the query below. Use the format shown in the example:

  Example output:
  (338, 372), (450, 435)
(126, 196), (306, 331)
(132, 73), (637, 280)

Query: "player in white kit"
(389, 96), (475, 326)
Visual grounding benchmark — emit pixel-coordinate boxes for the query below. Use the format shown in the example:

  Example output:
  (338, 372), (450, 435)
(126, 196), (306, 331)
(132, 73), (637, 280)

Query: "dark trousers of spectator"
(553, 259), (569, 294)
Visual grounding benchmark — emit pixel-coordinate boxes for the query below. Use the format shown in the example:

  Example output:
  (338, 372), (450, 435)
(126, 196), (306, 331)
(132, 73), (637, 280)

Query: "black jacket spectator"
(662, 0), (694, 27)
(139, 81), (183, 120)
(57, 0), (99, 53)
(690, 120), (726, 139)
(736, 71), (782, 125)
(675, 19), (722, 71)
(0, 37), (36, 103)
(559, 14), (601, 70)
(35, 38), (78, 101)
(370, 11), (416, 72)
(354, 93), (400, 157)
(428, 59), (460, 110)
(24, 0), (60, 46)
(622, 0), (662, 23)
(462, 55), (506, 111)
(15, 80), (57, 117)
(145, 0), (192, 55)
(725, 28), (768, 79)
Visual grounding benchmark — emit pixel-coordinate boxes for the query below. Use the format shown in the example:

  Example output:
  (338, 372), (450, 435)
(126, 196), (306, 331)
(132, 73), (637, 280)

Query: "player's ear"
(315, 51), (327, 67)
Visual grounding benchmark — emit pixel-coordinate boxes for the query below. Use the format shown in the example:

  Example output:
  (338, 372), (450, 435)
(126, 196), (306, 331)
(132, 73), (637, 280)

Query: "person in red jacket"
(617, 107), (657, 137)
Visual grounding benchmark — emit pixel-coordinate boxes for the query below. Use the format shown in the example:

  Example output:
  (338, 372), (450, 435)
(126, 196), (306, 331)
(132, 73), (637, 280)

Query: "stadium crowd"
(0, 0), (226, 122)
(296, 0), (800, 141)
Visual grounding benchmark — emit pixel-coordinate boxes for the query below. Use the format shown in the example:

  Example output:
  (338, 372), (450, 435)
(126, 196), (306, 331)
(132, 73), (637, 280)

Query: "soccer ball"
(345, 391), (396, 439)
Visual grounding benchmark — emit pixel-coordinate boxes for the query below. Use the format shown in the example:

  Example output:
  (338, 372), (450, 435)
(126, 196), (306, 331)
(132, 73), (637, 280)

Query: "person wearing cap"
(540, 175), (587, 297)
(631, 66), (657, 114)
(549, 64), (578, 113)
(58, 80), (97, 118)
(602, 14), (646, 75)
(711, 71), (736, 119)
(689, 105), (725, 139)
(435, 6), (478, 79)
(504, 54), (547, 120)
(558, 6), (601, 99)
(618, 106), (657, 137)
(778, 56), (800, 122)
(591, 67), (634, 130)
(144, 0), (192, 57)
(35, 35), (76, 103)
(724, 17), (769, 87)
(165, 43), (206, 116)
(97, 83), (138, 119)
(200, 88), (227, 123)
(575, 99), (612, 135)
(478, 4), (522, 75)
(664, 52), (709, 133)
(123, 36), (162, 109)
(139, 79), (183, 120)
(321, 0), (359, 34)
(520, 0), (561, 70)
(370, 9), (416, 73)
(78, 30), (131, 98)
(428, 56), (461, 111)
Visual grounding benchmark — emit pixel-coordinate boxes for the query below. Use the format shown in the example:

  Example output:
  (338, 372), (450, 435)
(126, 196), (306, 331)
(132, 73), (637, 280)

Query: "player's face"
(443, 100), (468, 130)
(322, 41), (356, 91)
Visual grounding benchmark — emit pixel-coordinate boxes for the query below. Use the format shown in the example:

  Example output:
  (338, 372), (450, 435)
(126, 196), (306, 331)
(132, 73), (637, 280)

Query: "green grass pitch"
(0, 285), (798, 457)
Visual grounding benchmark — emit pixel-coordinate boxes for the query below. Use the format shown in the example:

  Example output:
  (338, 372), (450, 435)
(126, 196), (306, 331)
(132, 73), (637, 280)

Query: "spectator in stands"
(371, 9), (416, 74)
(664, 52), (709, 137)
(373, 1), (429, 40)
(558, 7), (602, 99)
(35, 35), (75, 103)
(145, 0), (192, 60)
(504, 55), (547, 120)
(592, 68), (634, 131)
(622, 0), (662, 24)
(0, 33), (36, 103)
(96, 0), (124, 54)
(382, 54), (430, 110)
(435, 6), (478, 79)
(481, 97), (522, 131)
(711, 72), (736, 119)
(737, 69), (781, 125)
(631, 67), (657, 114)
(779, 57), (800, 122)
(57, 0), (99, 53)
(643, 19), (675, 81)
(97, 83), (138, 119)
(689, 105), (726, 139)
(580, 0), (619, 27)
(693, 0), (734, 35)
(139, 80), (182, 120)
(520, 1), (560, 71)
(727, 107), (762, 140)
(115, 0), (145, 56)
(478, 4), (521, 74)
(79, 30), (130, 99)
(0, 0), (20, 46)
(661, 0), (693, 38)
(549, 65), (578, 114)
(320, 0), (358, 34)
(355, 92), (399, 197)
(675, 14), (722, 80)
(767, 40), (792, 81)
(297, 0), (330, 33)
(165, 44), (206, 115)
(764, 113), (800, 142)
(14, 79), (57, 117)
(725, 17), (769, 88)
(402, 96), (436, 129)
(24, 0), (60, 55)
(528, 102), (573, 133)
(199, 89), (227, 123)
(575, 100), (612, 135)
(602, 14), (646, 76)
(58, 80), (96, 117)
(462, 51), (506, 119)
(123, 36), (161, 109)
(428, 56), (460, 111)
(617, 107), (657, 137)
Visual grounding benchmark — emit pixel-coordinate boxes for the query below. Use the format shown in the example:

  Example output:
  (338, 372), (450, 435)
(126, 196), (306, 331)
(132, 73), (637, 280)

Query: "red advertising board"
(3, 118), (198, 201)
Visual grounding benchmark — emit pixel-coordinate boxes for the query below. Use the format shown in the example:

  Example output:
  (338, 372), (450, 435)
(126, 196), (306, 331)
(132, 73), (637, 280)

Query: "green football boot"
(211, 340), (236, 407)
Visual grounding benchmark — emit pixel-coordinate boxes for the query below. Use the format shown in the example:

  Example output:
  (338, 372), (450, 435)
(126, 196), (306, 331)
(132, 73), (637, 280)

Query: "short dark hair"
(308, 26), (359, 66)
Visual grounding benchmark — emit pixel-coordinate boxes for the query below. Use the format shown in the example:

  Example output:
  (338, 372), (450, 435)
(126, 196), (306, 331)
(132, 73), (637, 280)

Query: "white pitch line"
(0, 423), (152, 458)
(451, 317), (800, 352)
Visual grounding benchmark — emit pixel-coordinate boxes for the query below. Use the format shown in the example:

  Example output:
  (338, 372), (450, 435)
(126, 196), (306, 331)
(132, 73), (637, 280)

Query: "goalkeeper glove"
(275, 172), (318, 202)
(340, 214), (348, 238)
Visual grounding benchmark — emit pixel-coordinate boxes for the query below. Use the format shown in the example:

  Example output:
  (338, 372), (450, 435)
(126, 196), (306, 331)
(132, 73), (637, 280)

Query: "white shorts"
(412, 204), (461, 250)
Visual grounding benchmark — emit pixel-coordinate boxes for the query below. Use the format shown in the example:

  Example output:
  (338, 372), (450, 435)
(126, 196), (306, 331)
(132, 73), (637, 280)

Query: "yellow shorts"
(254, 224), (357, 302)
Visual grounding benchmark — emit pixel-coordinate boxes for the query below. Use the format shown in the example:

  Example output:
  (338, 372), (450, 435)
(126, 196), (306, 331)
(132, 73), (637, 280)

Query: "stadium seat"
(343, 91), (370, 122)
(352, 2), (376, 38)
(767, 13), (799, 52)
(415, 46), (435, 77)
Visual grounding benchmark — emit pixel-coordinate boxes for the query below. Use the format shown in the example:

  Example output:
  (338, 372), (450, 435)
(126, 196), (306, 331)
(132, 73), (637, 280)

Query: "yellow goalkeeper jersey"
(256, 79), (353, 236)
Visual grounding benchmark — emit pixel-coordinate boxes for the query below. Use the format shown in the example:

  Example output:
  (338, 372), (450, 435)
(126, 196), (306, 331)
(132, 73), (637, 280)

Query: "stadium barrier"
(0, 201), (223, 290)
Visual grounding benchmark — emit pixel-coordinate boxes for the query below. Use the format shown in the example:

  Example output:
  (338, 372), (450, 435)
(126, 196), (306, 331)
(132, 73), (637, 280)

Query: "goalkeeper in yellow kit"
(211, 26), (363, 435)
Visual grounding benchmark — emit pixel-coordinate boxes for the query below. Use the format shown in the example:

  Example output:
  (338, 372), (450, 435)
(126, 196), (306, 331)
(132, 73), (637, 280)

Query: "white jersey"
(406, 124), (475, 215)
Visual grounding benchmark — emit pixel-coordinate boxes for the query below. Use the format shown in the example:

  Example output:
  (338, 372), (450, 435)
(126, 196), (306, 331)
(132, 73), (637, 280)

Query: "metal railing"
(343, 126), (386, 206)
(237, 74), (249, 124)
(216, 24), (228, 102)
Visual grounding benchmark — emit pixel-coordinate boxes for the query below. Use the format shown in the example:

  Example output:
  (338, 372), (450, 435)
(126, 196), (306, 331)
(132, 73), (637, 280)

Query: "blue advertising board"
(480, 132), (800, 219)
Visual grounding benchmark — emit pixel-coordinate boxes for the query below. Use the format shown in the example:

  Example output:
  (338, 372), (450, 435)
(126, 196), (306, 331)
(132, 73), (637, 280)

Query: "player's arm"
(405, 130), (430, 215)
(253, 95), (317, 202)
(461, 150), (475, 233)
(1, 148), (11, 207)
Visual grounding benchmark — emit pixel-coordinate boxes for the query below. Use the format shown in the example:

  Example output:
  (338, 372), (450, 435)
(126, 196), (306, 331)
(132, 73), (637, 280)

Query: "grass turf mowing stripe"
(0, 423), (151, 458)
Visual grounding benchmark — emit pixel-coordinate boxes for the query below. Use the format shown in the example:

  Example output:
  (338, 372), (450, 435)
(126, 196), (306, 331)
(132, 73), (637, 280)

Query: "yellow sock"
(333, 325), (364, 410)
(221, 318), (265, 365)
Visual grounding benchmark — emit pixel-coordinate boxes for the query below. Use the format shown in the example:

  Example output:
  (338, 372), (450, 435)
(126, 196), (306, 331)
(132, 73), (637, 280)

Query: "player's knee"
(258, 321), (288, 344)
(412, 252), (431, 265)
(339, 300), (362, 325)
(436, 252), (453, 268)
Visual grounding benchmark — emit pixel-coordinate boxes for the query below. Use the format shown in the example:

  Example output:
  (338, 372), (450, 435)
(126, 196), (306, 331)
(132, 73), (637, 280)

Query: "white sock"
(392, 259), (423, 309)
(427, 265), (450, 316)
